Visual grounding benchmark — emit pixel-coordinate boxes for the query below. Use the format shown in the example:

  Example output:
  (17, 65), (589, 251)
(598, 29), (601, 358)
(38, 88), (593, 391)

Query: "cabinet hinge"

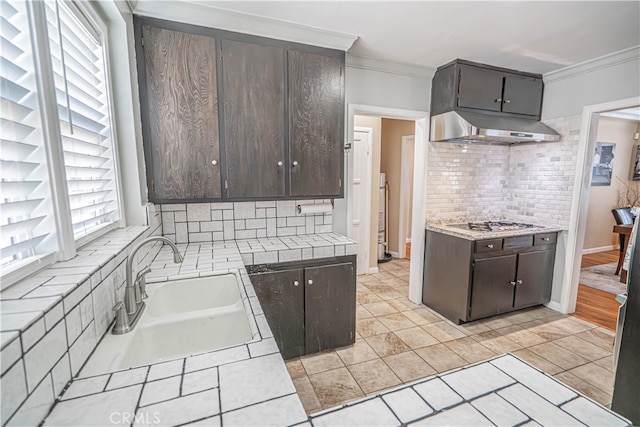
(151, 179), (154, 192)
(339, 178), (341, 188)
(140, 36), (144, 47)
(219, 49), (222, 60)
(224, 179), (229, 190)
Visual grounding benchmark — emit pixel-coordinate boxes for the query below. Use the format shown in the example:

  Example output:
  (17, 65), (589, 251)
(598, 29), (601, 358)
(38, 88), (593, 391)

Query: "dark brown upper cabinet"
(134, 16), (345, 203)
(140, 25), (221, 201)
(289, 50), (344, 197)
(431, 59), (544, 119)
(222, 39), (286, 198)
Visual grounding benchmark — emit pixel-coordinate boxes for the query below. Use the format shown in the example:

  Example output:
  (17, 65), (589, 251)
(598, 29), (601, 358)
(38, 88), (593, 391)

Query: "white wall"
(346, 65), (431, 112)
(542, 48), (640, 120)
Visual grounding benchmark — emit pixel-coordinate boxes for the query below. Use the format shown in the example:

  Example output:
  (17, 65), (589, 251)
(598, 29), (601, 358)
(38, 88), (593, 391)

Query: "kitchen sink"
(81, 273), (255, 377)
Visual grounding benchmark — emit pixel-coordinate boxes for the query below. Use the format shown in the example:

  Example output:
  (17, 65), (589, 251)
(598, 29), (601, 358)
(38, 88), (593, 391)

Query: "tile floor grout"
(285, 259), (616, 415)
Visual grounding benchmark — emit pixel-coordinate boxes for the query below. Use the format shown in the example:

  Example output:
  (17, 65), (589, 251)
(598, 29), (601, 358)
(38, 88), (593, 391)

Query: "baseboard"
(368, 267), (379, 274)
(582, 245), (617, 255)
(545, 300), (563, 314)
(405, 238), (412, 243)
(388, 251), (399, 258)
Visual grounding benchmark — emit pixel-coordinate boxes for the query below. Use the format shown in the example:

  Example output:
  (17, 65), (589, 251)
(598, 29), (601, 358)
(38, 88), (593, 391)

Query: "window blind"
(0, 0), (52, 267)
(45, 0), (119, 240)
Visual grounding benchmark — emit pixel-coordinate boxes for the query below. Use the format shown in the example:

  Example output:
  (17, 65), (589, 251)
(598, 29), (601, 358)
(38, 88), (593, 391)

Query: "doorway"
(574, 110), (640, 330)
(563, 98), (640, 319)
(346, 104), (428, 305)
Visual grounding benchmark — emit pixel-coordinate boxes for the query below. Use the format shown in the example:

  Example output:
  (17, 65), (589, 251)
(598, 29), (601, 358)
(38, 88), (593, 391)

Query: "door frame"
(562, 96), (640, 314)
(347, 104), (428, 304)
(398, 135), (415, 259)
(353, 126), (373, 275)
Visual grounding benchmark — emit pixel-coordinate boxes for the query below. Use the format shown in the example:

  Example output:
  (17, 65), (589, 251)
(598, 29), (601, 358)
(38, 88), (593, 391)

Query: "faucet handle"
(136, 266), (152, 300)
(112, 301), (131, 334)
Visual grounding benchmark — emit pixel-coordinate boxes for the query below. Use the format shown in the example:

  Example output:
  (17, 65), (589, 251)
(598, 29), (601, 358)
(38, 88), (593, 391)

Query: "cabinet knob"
(293, 280), (299, 287)
(307, 279), (313, 285)
(277, 161), (283, 167)
(494, 98), (502, 103)
(517, 279), (523, 285)
(542, 237), (550, 241)
(510, 281), (516, 286)
(292, 161), (299, 167)
(487, 244), (494, 249)
(211, 160), (218, 166)
(503, 99), (511, 104)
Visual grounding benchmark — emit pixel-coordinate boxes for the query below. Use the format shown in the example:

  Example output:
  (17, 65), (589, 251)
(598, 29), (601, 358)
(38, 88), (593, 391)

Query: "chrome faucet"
(112, 236), (183, 334)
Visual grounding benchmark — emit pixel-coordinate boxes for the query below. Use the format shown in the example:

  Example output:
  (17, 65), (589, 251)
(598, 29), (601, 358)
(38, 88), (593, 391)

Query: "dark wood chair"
(612, 208), (634, 275)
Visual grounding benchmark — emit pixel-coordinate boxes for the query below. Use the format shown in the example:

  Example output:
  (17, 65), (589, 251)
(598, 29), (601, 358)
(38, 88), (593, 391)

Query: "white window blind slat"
(45, 0), (119, 241)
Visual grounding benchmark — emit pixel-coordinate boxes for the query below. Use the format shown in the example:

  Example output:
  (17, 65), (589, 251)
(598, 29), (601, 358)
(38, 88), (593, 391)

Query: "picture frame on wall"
(591, 142), (616, 186)
(632, 145), (640, 181)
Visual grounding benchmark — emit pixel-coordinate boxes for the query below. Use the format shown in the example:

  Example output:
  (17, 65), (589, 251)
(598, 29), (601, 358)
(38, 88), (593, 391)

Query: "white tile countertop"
(42, 233), (356, 426)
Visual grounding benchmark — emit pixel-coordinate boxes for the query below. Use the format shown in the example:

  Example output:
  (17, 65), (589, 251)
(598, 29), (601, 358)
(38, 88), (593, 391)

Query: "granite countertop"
(427, 222), (565, 241)
(42, 233), (356, 426)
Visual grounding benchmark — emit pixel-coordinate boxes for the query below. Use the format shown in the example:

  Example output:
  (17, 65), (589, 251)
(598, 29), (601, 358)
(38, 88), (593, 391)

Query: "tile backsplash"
(160, 200), (333, 243)
(425, 142), (510, 221)
(425, 114), (581, 229)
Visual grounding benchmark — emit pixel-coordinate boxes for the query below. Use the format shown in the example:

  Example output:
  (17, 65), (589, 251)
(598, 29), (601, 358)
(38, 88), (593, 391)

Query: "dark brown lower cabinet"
(423, 230), (557, 324)
(513, 250), (555, 309)
(249, 269), (304, 359)
(249, 256), (356, 359)
(469, 250), (556, 320)
(469, 256), (517, 319)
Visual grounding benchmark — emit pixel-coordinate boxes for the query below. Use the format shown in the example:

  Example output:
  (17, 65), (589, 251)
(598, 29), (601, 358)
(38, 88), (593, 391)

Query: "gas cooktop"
(449, 221), (537, 232)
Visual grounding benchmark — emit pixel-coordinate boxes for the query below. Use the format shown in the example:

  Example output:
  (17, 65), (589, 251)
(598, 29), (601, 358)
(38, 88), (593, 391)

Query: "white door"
(352, 127), (372, 275)
(398, 135), (415, 259)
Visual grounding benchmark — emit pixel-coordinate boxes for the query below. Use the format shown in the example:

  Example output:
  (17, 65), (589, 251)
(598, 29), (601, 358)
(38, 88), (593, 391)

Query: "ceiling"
(151, 1), (640, 75)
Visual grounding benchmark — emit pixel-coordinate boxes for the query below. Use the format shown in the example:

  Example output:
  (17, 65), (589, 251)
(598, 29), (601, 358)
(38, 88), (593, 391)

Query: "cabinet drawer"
(475, 239), (503, 253)
(534, 233), (557, 246)
(504, 235), (533, 248)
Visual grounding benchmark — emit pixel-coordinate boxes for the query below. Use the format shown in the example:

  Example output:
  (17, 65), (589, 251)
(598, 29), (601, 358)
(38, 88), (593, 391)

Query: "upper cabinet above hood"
(430, 59), (560, 145)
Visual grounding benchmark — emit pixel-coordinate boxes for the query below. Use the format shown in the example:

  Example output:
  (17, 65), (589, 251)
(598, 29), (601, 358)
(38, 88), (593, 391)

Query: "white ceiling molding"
(544, 45), (640, 84)
(601, 107), (640, 122)
(346, 54), (434, 80)
(131, 0), (358, 51)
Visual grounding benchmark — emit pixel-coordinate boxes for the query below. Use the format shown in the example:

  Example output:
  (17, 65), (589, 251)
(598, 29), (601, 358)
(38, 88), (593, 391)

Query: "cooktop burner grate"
(466, 221), (536, 232)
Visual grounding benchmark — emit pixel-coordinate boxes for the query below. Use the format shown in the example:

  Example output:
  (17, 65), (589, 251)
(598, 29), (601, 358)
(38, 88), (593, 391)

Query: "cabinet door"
(514, 250), (555, 309)
(502, 75), (543, 116)
(222, 40), (286, 198)
(457, 65), (504, 112)
(304, 262), (355, 353)
(289, 50), (344, 197)
(250, 269), (305, 359)
(142, 26), (221, 200)
(470, 255), (517, 320)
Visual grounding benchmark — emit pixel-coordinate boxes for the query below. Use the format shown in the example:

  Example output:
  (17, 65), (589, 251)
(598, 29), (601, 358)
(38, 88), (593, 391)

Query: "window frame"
(1, 0), (124, 290)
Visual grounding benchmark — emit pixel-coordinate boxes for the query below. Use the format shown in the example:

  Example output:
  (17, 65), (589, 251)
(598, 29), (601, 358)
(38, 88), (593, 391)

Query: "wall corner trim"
(544, 45), (640, 84)
(346, 54), (435, 79)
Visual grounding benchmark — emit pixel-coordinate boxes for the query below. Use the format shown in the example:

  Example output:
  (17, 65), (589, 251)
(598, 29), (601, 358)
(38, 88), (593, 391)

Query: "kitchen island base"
(423, 228), (557, 324)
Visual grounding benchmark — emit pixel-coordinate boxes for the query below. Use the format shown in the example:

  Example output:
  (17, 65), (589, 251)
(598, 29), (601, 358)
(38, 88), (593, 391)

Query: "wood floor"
(573, 250), (620, 331)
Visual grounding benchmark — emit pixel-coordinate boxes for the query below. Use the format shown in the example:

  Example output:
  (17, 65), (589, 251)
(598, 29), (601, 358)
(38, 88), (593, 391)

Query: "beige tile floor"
(285, 259), (616, 415)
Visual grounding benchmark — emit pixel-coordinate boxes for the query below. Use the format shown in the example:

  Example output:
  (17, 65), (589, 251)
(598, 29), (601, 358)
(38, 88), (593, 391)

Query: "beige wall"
(380, 119), (415, 254)
(584, 117), (640, 250)
(355, 115), (382, 271)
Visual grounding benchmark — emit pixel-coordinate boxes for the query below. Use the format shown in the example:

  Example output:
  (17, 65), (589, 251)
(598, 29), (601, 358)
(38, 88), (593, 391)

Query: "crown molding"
(346, 54), (434, 79)
(130, 0), (358, 51)
(544, 45), (640, 84)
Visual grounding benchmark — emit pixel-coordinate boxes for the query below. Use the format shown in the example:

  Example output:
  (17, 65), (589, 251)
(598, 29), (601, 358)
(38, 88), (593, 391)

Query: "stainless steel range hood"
(430, 110), (560, 145)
